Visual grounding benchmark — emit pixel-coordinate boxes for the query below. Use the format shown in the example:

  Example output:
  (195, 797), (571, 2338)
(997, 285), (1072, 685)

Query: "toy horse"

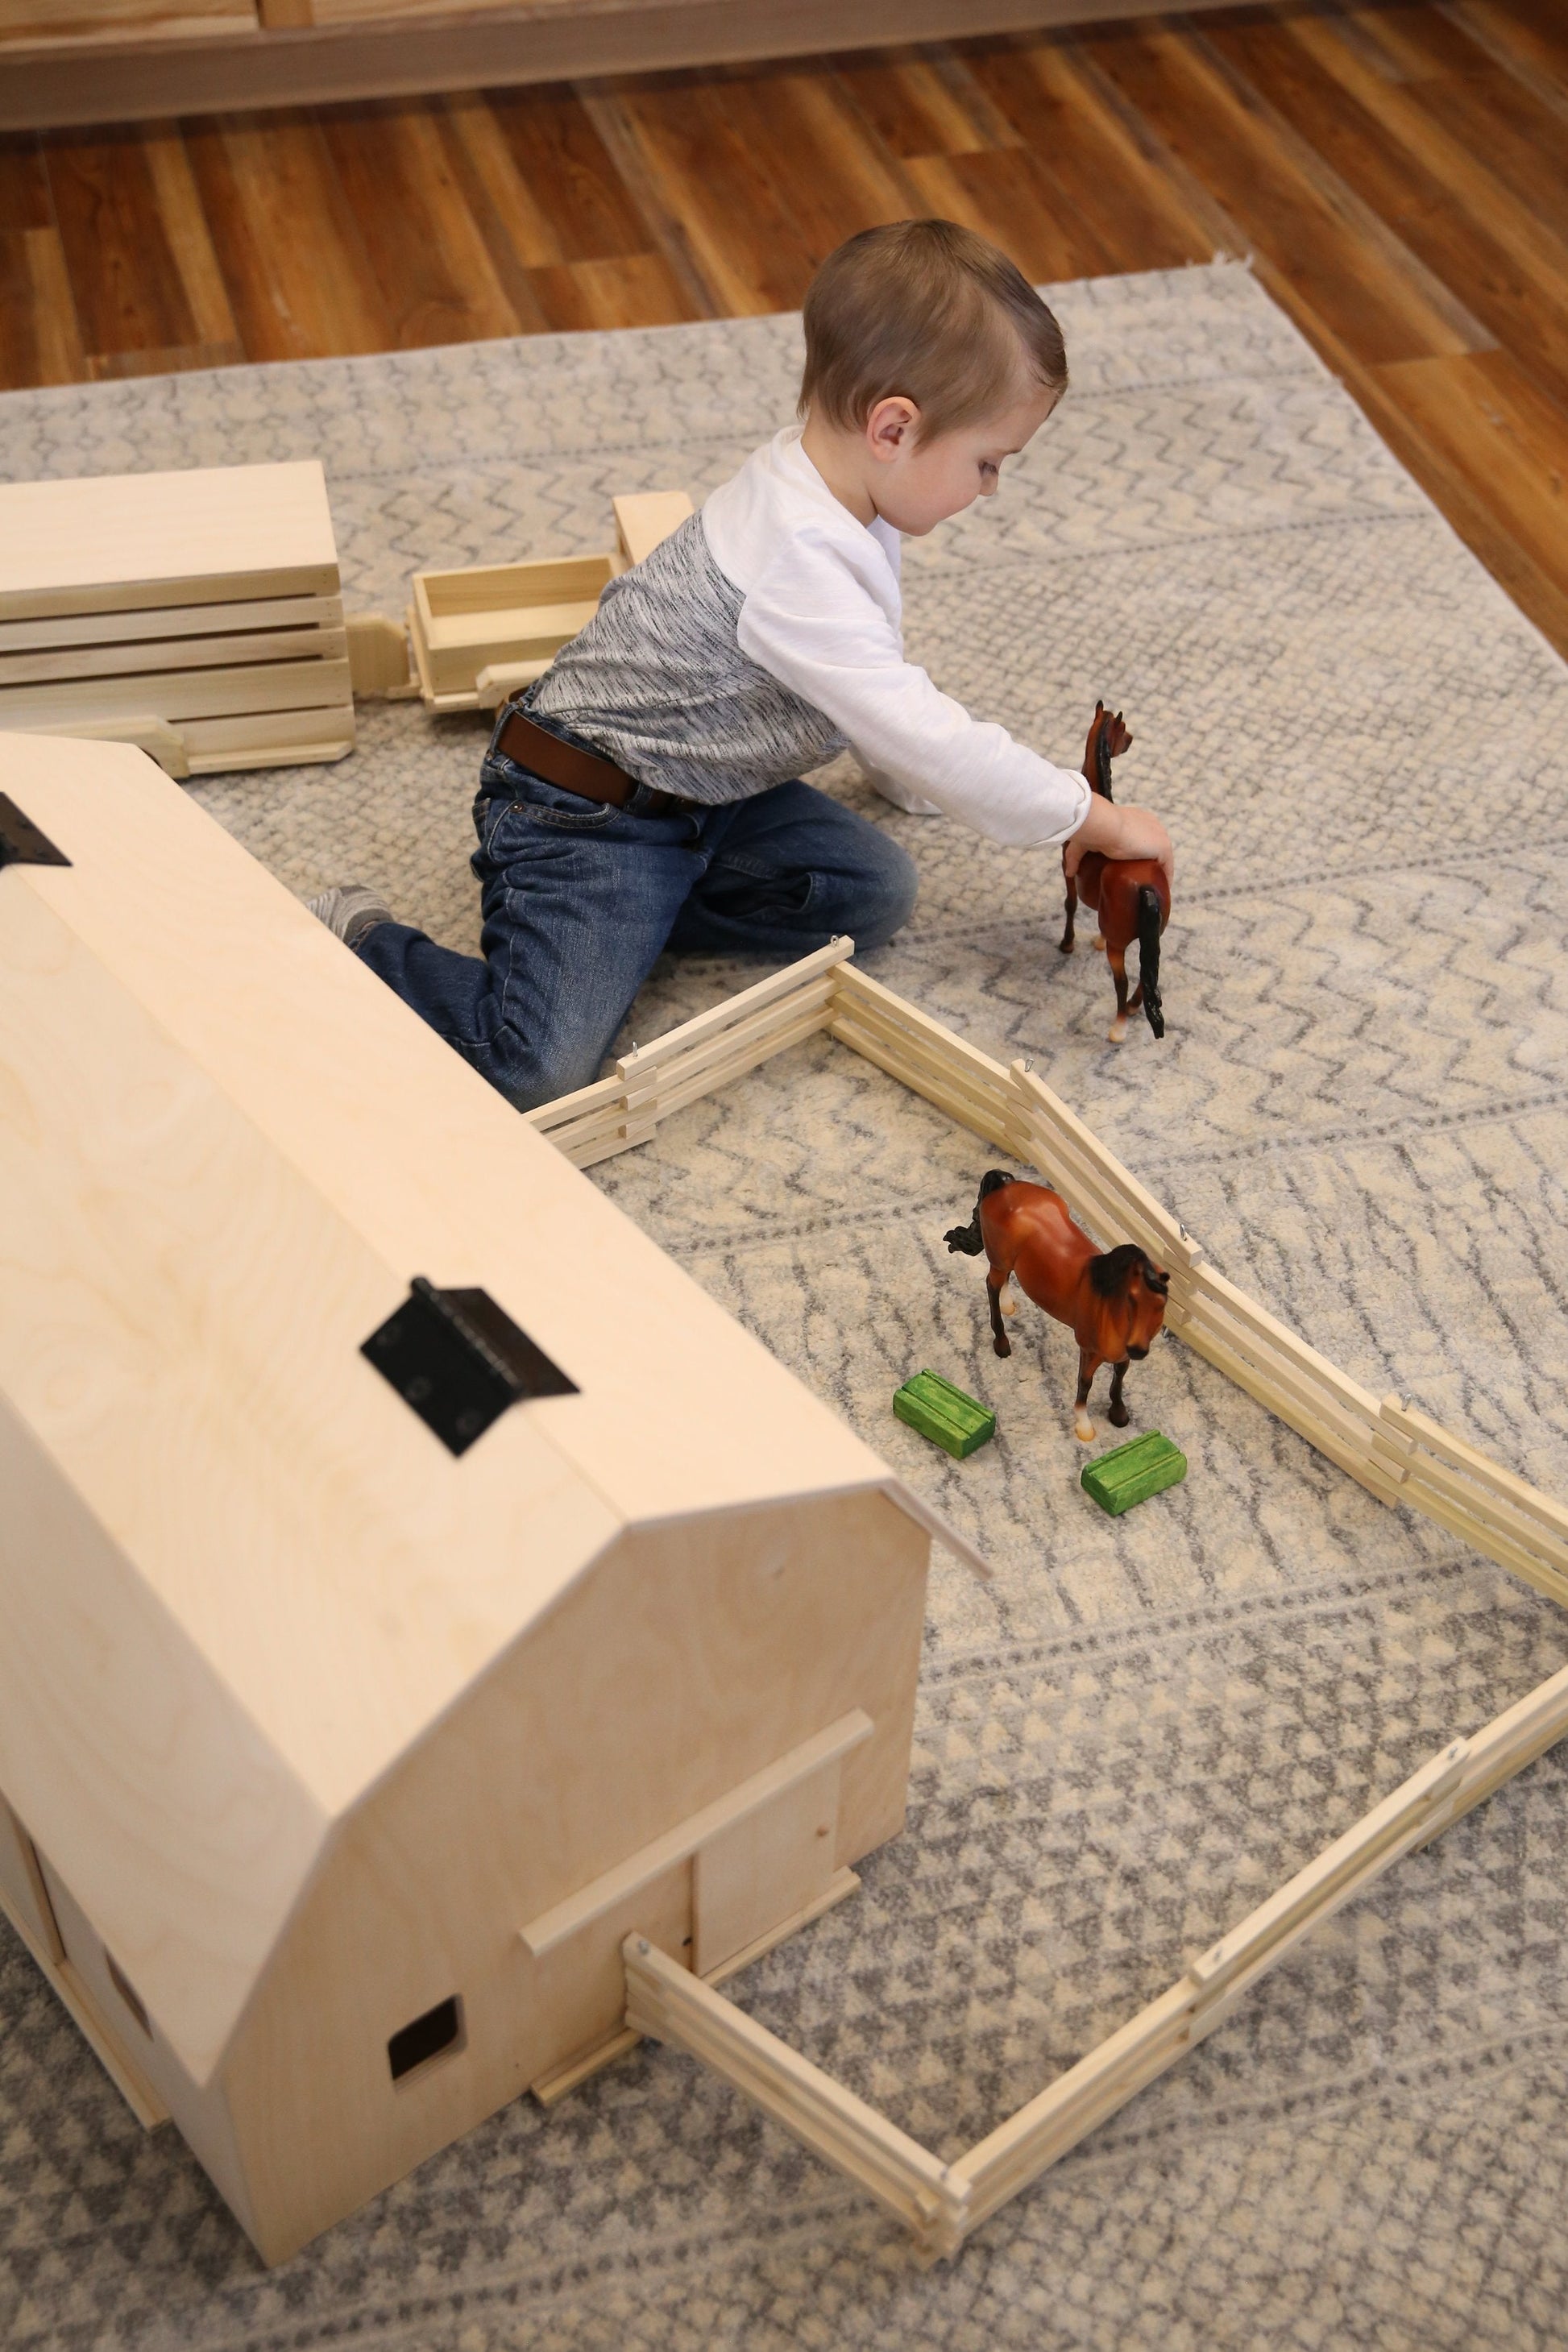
(1060, 700), (1169, 1043)
(946, 1170), (1170, 1442)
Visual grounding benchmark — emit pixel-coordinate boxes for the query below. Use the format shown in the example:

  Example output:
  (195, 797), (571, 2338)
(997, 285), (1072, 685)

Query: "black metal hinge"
(362, 1276), (577, 1456)
(0, 794), (70, 871)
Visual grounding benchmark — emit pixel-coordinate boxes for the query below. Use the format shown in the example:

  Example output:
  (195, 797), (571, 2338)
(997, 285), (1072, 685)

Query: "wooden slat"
(1176, 1313), (1396, 1503)
(832, 1010), (1021, 1145)
(624, 1933), (969, 2249)
(952, 1669), (1568, 2234)
(177, 701), (354, 763)
(826, 985), (1016, 1118)
(0, 593), (342, 650)
(0, 623), (343, 684)
(829, 1011), (1020, 1152)
(521, 1711), (870, 1957)
(530, 1865), (861, 2105)
(620, 940), (852, 1074)
(561, 998), (832, 1167)
(1382, 1397), (1568, 1545)
(0, 653), (350, 723)
(1010, 1062), (1201, 1269)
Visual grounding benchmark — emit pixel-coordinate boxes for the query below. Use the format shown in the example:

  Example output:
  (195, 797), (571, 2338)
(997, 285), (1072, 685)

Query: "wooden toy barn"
(0, 736), (957, 2264)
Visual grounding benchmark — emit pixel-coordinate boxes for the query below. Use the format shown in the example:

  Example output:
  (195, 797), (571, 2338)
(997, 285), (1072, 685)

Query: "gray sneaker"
(306, 882), (396, 949)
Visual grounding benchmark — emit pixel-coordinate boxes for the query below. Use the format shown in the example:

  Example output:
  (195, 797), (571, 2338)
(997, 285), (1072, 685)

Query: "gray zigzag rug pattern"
(3, 263), (1568, 2350)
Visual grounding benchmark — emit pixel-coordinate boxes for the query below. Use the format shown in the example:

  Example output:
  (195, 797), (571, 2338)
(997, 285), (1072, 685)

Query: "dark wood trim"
(0, 0), (1265, 134)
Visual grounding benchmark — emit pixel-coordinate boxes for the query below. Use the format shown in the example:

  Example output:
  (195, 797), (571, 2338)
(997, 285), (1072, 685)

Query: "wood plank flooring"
(2, 0), (1566, 653)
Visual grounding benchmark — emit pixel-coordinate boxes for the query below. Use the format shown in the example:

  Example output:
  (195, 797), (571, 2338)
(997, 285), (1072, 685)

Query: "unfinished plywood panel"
(215, 1497), (923, 2260)
(0, 463), (353, 773)
(0, 734), (940, 2263)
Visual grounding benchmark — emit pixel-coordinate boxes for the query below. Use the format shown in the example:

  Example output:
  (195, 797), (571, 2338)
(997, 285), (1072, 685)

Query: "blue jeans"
(355, 728), (919, 1110)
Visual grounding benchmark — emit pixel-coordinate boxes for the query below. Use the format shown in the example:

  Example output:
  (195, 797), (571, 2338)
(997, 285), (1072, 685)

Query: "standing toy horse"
(1060, 700), (1169, 1043)
(946, 1171), (1169, 1442)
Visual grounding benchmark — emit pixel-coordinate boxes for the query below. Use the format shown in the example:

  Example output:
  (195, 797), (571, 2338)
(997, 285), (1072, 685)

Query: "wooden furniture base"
(0, 0), (1270, 134)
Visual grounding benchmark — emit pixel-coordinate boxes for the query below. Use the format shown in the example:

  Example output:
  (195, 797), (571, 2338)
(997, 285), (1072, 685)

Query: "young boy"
(312, 219), (1172, 1110)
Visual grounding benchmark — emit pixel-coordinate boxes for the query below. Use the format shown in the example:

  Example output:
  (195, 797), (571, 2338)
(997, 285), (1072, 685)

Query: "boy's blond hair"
(799, 219), (1068, 444)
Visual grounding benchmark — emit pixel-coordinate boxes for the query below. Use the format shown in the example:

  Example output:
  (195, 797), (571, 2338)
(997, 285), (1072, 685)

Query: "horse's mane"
(1088, 1243), (1169, 1298)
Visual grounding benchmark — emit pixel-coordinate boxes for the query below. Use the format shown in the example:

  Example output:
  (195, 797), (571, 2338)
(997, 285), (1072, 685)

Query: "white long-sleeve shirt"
(529, 426), (1090, 848)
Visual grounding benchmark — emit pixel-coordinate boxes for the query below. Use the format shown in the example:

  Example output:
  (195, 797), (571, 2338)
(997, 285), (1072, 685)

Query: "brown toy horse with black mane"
(946, 1171), (1170, 1442)
(1060, 701), (1169, 1043)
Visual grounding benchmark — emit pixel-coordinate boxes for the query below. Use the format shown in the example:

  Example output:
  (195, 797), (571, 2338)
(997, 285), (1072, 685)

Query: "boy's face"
(865, 380), (1060, 536)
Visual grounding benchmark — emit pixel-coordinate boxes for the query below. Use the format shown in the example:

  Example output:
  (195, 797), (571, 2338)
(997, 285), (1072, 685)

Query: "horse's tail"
(945, 1168), (1013, 1255)
(1137, 884), (1165, 1039)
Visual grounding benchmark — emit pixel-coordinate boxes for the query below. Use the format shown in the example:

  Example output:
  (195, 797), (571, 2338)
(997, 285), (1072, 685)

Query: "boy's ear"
(865, 395), (920, 461)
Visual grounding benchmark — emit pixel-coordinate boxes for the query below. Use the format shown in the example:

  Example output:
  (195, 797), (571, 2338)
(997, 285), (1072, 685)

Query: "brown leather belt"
(496, 706), (687, 818)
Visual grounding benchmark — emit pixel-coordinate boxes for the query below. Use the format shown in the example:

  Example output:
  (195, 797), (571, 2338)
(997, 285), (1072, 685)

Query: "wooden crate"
(409, 552), (617, 709)
(401, 488), (693, 712)
(0, 461), (354, 776)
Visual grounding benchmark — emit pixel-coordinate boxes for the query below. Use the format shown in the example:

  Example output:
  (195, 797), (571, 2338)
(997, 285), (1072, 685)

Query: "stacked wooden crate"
(0, 460), (354, 778)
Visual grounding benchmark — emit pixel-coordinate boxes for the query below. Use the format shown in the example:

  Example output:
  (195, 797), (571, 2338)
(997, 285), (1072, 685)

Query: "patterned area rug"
(4, 263), (1568, 2351)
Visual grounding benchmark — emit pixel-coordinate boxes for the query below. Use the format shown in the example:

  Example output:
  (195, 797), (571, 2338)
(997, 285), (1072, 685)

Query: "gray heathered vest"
(524, 510), (847, 804)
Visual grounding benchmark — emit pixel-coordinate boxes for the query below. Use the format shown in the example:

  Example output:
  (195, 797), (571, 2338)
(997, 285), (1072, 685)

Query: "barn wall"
(23, 1843), (263, 2245)
(218, 1488), (929, 2261)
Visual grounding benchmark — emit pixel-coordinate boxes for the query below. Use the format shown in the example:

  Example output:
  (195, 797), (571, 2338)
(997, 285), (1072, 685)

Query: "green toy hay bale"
(1081, 1429), (1187, 1516)
(893, 1370), (996, 1461)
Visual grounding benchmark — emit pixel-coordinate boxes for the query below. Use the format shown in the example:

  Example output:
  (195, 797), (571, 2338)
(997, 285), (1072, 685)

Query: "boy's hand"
(1065, 795), (1174, 888)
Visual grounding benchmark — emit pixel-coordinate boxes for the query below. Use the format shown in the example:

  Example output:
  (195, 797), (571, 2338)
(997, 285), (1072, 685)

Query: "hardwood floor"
(2, 0), (1566, 653)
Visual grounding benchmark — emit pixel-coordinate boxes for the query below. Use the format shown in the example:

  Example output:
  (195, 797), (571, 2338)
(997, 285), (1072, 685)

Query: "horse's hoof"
(1108, 1019), (1127, 1045)
(993, 1335), (1012, 1359)
(1074, 1414), (1094, 1444)
(1109, 1403), (1130, 1429)
(1092, 937), (1105, 953)
(1000, 1288), (1018, 1317)
(1058, 937), (1075, 956)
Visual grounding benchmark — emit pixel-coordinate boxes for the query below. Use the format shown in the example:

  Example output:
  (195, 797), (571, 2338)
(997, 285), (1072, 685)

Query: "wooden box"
(0, 461), (354, 777)
(409, 551), (618, 708)
(0, 734), (931, 2263)
(405, 488), (693, 712)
